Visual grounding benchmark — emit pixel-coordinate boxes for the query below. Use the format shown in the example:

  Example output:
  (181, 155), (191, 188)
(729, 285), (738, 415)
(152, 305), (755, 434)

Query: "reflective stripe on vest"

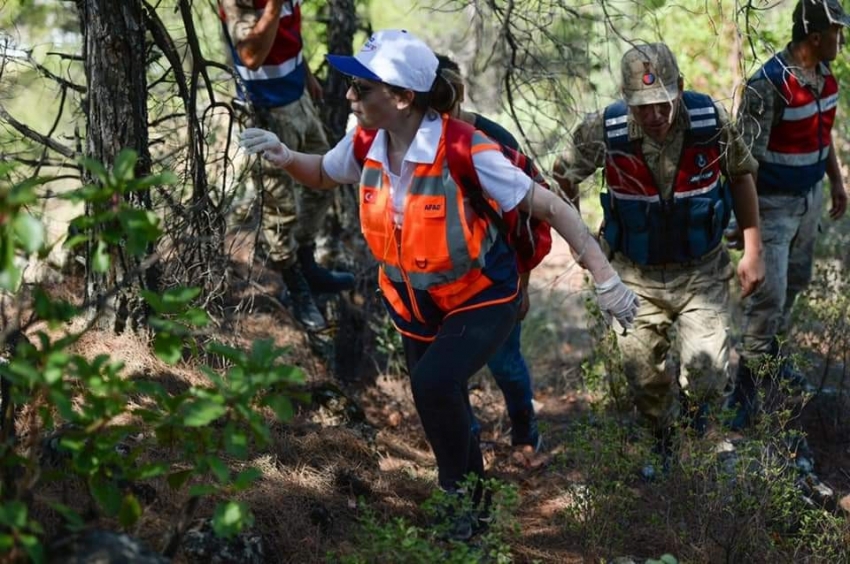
(234, 51), (304, 82)
(600, 91), (730, 265)
(756, 55), (838, 193)
(220, 0), (305, 107)
(357, 117), (506, 326)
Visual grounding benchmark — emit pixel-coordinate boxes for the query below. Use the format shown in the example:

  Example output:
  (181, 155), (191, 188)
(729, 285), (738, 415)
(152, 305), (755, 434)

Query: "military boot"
(685, 402), (710, 438)
(296, 244), (355, 294)
(639, 426), (675, 482)
(769, 340), (817, 394)
(280, 263), (327, 332)
(729, 362), (759, 431)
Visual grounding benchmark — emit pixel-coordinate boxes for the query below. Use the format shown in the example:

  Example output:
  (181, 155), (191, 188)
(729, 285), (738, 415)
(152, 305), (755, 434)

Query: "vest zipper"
(395, 226), (426, 324)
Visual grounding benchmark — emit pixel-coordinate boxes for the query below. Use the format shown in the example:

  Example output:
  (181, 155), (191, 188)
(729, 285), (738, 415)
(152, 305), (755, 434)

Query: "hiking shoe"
(510, 409), (541, 450)
(439, 511), (475, 542)
(432, 491), (477, 542)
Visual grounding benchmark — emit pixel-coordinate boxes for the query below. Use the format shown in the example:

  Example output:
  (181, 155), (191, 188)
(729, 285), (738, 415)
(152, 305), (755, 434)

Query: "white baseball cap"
(326, 29), (438, 93)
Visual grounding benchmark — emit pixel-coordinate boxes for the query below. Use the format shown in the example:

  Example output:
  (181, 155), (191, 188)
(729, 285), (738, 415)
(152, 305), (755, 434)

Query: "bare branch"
(0, 105), (76, 159)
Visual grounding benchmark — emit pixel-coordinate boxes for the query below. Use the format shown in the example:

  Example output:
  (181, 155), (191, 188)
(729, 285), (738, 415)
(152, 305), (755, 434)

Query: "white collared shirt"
(322, 113), (532, 224)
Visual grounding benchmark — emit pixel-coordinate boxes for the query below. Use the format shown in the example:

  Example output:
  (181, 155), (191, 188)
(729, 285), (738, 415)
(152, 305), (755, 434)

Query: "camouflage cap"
(621, 43), (681, 106)
(794, 0), (850, 34)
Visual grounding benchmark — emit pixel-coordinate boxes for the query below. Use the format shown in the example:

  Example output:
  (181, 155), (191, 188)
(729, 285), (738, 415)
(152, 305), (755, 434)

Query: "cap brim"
(836, 14), (850, 27)
(624, 84), (680, 106)
(326, 55), (383, 82)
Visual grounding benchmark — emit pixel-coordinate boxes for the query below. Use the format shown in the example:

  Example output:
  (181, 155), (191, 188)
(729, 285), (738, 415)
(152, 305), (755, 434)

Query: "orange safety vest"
(359, 116), (520, 341)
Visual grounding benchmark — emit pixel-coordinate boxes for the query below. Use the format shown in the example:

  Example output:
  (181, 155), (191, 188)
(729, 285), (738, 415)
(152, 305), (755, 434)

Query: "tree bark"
(321, 0), (360, 240)
(78, 0), (156, 333)
(321, 0), (358, 144)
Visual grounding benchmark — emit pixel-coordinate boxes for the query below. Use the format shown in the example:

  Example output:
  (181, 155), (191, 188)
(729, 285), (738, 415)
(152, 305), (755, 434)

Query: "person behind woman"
(239, 29), (639, 539)
(433, 54), (545, 457)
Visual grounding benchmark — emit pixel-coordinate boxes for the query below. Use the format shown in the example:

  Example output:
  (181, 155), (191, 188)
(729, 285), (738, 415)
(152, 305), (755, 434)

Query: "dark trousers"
(403, 297), (519, 491)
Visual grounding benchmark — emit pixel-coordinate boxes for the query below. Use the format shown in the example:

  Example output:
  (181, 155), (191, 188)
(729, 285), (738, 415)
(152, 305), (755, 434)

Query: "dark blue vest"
(601, 92), (732, 265)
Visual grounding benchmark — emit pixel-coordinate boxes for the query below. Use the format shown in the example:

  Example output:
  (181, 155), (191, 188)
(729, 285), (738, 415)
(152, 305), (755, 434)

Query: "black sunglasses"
(348, 78), (375, 100)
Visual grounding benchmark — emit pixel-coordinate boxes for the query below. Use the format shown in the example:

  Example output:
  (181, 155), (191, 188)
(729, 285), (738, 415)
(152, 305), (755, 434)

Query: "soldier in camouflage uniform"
(220, 0), (354, 332)
(554, 43), (765, 474)
(730, 0), (849, 429)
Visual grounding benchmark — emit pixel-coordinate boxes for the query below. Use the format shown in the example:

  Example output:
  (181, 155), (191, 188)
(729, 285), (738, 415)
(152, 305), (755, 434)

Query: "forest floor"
(42, 229), (850, 563)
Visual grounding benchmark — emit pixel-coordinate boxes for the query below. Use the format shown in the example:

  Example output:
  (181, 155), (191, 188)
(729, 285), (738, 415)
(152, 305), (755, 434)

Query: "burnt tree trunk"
(321, 0), (360, 240)
(319, 1), (378, 383)
(78, 0), (157, 333)
(322, 0), (357, 143)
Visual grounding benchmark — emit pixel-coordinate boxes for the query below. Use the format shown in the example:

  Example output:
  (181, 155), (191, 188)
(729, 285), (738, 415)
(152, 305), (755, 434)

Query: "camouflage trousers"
(612, 246), (735, 428)
(241, 90), (333, 266)
(739, 183), (824, 363)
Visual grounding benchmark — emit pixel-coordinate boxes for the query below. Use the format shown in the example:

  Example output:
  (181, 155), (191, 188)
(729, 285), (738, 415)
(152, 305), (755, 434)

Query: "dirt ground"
(28, 232), (850, 563)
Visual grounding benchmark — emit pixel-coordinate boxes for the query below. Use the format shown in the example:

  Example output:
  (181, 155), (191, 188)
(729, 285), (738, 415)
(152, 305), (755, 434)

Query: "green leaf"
(0, 263), (22, 292)
(19, 534), (45, 564)
(33, 288), (78, 323)
(167, 469), (193, 491)
(128, 170), (178, 191)
(48, 503), (85, 532)
(133, 462), (169, 480)
(119, 208), (161, 255)
(205, 342), (247, 366)
(223, 424), (248, 458)
(188, 484), (219, 497)
(80, 157), (109, 184)
(112, 149), (138, 183)
(12, 213), (44, 253)
(212, 501), (254, 539)
(264, 395), (294, 422)
(205, 456), (230, 483)
(181, 307), (209, 327)
(118, 494), (142, 528)
(232, 467), (262, 491)
(92, 240), (110, 273)
(182, 399), (226, 427)
(8, 175), (48, 206)
(89, 477), (123, 517)
(140, 290), (164, 313)
(162, 287), (201, 311)
(63, 233), (89, 250)
(153, 333), (183, 365)
(0, 500), (28, 528)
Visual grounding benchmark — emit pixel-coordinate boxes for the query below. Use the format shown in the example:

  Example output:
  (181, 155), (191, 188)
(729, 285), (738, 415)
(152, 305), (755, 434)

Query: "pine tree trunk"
(78, 0), (156, 333)
(322, 0), (358, 144)
(321, 0), (361, 241)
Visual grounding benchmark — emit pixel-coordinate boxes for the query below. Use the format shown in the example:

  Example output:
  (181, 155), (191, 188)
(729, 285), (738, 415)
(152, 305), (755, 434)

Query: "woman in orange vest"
(240, 29), (639, 540)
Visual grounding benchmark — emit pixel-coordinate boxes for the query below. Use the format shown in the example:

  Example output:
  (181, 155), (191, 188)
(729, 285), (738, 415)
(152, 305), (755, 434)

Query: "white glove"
(594, 273), (640, 330)
(239, 128), (293, 167)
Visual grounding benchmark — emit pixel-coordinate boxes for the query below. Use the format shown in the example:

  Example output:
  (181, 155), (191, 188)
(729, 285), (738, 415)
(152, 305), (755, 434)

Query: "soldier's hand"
(830, 181), (848, 220)
(306, 72), (324, 102)
(737, 250), (765, 298)
(239, 128), (293, 168)
(724, 218), (743, 251)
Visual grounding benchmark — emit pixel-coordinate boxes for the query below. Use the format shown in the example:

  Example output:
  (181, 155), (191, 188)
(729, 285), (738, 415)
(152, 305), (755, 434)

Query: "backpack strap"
(443, 118), (511, 239)
(352, 126), (379, 167)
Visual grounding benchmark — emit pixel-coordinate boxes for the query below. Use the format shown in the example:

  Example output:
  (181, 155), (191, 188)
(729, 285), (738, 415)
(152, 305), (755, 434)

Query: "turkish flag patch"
(363, 188), (378, 204)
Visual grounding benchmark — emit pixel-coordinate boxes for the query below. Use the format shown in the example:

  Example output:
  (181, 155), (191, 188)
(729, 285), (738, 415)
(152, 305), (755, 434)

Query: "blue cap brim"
(326, 55), (383, 82)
